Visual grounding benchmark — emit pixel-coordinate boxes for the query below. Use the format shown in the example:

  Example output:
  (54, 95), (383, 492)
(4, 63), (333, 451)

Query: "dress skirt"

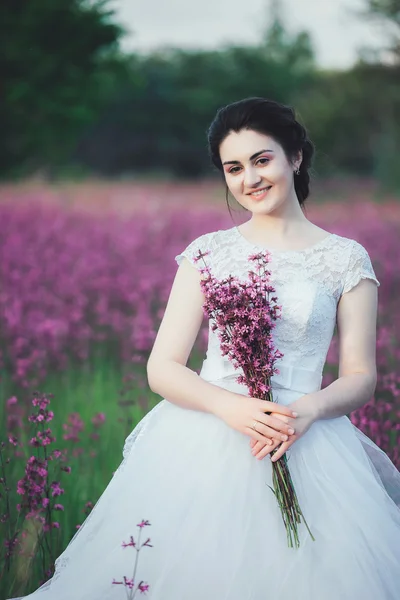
(10, 378), (400, 600)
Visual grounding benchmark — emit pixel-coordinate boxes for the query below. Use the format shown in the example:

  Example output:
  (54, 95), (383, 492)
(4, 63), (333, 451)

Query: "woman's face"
(219, 129), (301, 215)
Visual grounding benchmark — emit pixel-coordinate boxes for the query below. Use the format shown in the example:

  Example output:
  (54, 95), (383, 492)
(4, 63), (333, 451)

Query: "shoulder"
(331, 233), (374, 262)
(179, 229), (221, 253)
(331, 234), (380, 294)
(174, 229), (221, 268)
(331, 232), (358, 249)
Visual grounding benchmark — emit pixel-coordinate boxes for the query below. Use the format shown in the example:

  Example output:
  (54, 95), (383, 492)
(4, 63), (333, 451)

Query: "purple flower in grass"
(1, 390), (71, 590)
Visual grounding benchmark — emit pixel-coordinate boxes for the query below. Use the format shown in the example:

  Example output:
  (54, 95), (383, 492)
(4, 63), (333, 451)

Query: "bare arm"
(146, 256), (240, 415)
(310, 277), (378, 421)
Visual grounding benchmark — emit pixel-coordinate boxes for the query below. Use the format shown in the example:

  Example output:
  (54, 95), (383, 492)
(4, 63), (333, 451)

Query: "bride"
(11, 97), (400, 600)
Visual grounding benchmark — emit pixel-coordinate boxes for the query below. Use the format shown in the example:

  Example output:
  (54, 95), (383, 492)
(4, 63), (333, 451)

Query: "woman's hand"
(213, 393), (298, 445)
(249, 394), (319, 461)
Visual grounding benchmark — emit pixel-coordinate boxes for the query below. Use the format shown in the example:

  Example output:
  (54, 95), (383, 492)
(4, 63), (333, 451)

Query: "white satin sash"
(199, 359), (323, 396)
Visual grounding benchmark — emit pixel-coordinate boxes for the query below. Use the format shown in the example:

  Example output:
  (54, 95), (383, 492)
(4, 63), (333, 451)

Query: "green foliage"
(1, 0), (400, 191)
(360, 0), (400, 63)
(74, 41), (318, 178)
(364, 0), (400, 24)
(0, 0), (126, 177)
(261, 1), (315, 75)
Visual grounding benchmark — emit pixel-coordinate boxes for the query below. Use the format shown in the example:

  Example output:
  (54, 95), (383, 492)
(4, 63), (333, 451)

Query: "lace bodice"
(175, 226), (380, 393)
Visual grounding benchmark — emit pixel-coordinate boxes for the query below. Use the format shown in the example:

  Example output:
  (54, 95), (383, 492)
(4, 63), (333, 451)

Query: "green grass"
(1, 347), (204, 535)
(0, 345), (200, 595)
(1, 353), (162, 595)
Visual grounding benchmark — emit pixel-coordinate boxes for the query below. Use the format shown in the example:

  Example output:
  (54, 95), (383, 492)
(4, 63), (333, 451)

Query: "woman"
(13, 98), (400, 599)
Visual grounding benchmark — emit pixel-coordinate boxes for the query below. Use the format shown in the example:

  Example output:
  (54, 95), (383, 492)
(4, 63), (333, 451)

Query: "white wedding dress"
(10, 227), (400, 600)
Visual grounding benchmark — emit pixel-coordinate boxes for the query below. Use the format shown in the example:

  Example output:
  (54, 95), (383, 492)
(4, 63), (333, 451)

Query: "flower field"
(1, 179), (400, 596)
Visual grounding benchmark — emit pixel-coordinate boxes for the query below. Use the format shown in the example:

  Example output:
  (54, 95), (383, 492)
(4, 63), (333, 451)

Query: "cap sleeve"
(342, 240), (380, 295)
(174, 231), (214, 271)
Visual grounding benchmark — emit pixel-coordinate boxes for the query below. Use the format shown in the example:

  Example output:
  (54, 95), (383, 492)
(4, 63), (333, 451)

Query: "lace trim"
(342, 239), (380, 294)
(174, 230), (218, 270)
(232, 226), (336, 254)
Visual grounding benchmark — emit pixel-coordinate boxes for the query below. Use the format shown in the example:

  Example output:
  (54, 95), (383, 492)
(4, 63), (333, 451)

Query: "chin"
(249, 200), (278, 211)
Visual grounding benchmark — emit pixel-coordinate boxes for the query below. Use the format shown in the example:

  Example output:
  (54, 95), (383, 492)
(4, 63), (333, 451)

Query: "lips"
(248, 186), (272, 197)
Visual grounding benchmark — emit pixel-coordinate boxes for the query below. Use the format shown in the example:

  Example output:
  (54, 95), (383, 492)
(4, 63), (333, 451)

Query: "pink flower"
(137, 519), (151, 528)
(122, 536), (136, 548)
(16, 481), (25, 495)
(91, 412), (106, 427)
(197, 249), (283, 402)
(50, 482), (64, 497)
(6, 396), (18, 407)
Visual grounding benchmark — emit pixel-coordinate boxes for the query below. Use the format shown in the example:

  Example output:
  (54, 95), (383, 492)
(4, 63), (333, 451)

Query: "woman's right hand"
(213, 394), (297, 445)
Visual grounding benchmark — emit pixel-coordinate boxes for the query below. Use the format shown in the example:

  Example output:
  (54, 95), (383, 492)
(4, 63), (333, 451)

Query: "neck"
(246, 194), (308, 237)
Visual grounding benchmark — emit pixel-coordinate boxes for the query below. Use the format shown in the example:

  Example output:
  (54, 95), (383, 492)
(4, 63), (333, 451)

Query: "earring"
(295, 166), (300, 175)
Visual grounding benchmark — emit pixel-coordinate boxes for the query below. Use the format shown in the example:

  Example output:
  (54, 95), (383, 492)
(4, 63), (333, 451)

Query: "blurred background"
(1, 0), (400, 596)
(1, 0), (400, 184)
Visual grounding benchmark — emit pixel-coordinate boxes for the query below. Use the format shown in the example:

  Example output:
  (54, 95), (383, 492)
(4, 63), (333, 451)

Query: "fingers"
(262, 423), (290, 443)
(265, 415), (295, 436)
(260, 401), (298, 418)
(251, 440), (265, 454)
(252, 420), (292, 443)
(245, 427), (274, 446)
(269, 411), (291, 423)
(270, 438), (295, 462)
(250, 435), (296, 461)
(254, 439), (281, 460)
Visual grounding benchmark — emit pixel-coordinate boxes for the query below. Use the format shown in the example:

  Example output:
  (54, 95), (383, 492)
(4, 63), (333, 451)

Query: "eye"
(228, 166), (241, 174)
(256, 157), (270, 166)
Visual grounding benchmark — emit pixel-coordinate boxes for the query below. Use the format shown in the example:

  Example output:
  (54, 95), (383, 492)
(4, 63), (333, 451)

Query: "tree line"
(2, 0), (400, 189)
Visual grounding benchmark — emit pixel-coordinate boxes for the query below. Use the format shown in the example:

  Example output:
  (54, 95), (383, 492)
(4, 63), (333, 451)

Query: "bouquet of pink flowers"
(194, 248), (314, 548)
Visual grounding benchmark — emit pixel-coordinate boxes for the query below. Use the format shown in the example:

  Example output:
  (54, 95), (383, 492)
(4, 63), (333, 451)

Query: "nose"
(243, 165), (262, 188)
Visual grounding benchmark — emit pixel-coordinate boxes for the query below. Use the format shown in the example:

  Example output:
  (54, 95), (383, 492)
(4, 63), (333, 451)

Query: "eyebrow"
(222, 149), (274, 166)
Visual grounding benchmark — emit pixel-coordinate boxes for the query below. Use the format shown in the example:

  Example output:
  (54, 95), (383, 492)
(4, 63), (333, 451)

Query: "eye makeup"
(224, 153), (272, 174)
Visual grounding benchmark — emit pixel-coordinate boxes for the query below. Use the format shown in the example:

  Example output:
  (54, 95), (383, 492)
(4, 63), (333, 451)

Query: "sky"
(110, 0), (388, 69)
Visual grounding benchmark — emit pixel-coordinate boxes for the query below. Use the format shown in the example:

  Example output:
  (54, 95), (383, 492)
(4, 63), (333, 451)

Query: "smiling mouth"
(248, 186), (272, 197)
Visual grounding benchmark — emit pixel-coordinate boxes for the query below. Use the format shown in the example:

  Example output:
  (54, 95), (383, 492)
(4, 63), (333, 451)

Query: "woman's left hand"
(249, 393), (319, 461)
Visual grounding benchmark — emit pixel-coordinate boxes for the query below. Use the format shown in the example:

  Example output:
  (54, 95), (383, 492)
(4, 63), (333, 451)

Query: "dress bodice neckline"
(230, 226), (336, 255)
